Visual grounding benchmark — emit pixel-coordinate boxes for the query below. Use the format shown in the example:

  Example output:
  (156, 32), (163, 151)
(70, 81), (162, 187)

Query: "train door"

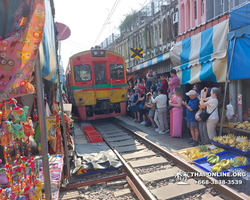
(109, 63), (126, 103)
(93, 63), (107, 84)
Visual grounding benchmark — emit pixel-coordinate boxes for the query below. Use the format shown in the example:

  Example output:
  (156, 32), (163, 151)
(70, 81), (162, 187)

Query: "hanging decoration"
(0, 98), (44, 199)
(0, 0), (45, 101)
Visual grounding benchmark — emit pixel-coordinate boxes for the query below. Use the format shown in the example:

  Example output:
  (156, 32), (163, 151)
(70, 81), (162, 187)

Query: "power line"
(92, 0), (121, 46)
(66, 40), (89, 48)
(64, 41), (89, 50)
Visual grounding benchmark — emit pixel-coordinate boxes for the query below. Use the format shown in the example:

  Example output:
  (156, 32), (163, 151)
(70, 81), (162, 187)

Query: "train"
(65, 47), (127, 121)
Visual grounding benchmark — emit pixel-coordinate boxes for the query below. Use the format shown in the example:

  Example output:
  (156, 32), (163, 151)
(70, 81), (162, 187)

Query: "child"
(133, 86), (141, 123)
(129, 89), (137, 122)
(139, 91), (147, 125)
(145, 92), (156, 128)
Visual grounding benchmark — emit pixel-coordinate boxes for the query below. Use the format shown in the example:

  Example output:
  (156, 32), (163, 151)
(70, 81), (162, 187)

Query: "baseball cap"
(186, 90), (197, 96)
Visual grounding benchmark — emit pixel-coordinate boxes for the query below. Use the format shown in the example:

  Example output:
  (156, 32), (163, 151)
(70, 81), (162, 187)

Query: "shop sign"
(238, 94), (242, 107)
(46, 116), (56, 141)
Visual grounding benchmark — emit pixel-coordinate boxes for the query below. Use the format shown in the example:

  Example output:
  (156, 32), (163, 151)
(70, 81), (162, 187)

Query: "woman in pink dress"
(169, 87), (183, 137)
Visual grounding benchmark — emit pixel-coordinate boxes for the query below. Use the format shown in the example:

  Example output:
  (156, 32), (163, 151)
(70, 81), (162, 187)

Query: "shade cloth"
(0, 0), (45, 101)
(227, 2), (250, 80)
(170, 20), (229, 85)
(129, 52), (170, 73)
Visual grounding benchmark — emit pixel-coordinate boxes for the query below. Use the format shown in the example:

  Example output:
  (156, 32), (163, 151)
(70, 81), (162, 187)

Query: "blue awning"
(227, 2), (250, 80)
(39, 0), (57, 83)
(129, 52), (169, 73)
(229, 2), (250, 31)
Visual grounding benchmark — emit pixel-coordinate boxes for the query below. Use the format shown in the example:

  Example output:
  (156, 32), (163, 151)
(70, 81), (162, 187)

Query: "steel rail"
(92, 123), (157, 200)
(60, 173), (127, 191)
(103, 141), (157, 200)
(114, 121), (250, 200)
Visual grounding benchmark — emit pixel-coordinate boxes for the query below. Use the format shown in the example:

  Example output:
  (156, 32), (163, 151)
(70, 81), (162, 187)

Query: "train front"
(67, 48), (127, 121)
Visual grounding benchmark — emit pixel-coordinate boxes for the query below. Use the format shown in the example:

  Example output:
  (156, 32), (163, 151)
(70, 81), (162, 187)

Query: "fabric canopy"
(229, 2), (250, 31)
(39, 0), (57, 83)
(170, 20), (229, 85)
(0, 0), (45, 100)
(129, 52), (169, 73)
(174, 50), (227, 85)
(227, 2), (250, 80)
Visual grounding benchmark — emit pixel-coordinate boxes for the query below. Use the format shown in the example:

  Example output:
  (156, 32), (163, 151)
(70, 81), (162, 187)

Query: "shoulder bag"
(199, 106), (218, 122)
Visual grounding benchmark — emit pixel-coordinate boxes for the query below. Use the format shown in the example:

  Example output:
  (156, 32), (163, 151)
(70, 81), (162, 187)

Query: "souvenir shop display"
(40, 154), (64, 200)
(0, 98), (43, 200)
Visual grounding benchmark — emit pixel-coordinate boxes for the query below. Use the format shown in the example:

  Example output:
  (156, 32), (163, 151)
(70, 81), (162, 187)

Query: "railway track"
(91, 119), (250, 200)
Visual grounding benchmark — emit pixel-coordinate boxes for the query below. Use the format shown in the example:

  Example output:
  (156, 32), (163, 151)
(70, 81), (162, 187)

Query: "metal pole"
(35, 54), (52, 200)
(237, 79), (243, 122)
(57, 41), (71, 182)
(219, 37), (236, 136)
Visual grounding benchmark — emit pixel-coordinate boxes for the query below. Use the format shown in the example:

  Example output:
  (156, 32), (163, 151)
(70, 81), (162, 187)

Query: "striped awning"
(39, 0), (57, 83)
(174, 50), (227, 85)
(170, 19), (229, 85)
(129, 52), (170, 73)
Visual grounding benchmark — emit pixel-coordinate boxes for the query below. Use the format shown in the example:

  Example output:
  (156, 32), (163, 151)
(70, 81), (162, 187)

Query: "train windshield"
(110, 64), (124, 80)
(94, 63), (106, 84)
(74, 64), (91, 81)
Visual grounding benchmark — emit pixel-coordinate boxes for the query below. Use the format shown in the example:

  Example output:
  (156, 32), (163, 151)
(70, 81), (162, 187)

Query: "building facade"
(101, 0), (179, 76)
(179, 0), (250, 36)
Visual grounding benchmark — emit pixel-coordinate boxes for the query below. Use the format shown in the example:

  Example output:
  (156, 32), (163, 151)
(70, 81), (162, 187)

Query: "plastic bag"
(226, 103), (234, 120)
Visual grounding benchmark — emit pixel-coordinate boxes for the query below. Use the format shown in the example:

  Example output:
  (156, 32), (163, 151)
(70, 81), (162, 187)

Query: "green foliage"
(119, 11), (138, 33)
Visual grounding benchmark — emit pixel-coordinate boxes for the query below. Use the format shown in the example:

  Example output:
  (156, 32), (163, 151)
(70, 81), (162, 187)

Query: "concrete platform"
(139, 167), (180, 182)
(115, 116), (191, 151)
(129, 157), (168, 168)
(122, 150), (156, 160)
(150, 179), (205, 200)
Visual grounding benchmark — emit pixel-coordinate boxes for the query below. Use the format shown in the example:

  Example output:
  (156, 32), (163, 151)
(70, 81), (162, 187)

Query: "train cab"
(66, 48), (127, 121)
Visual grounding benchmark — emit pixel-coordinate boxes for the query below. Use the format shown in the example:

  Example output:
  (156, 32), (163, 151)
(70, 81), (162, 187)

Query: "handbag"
(195, 109), (202, 121)
(168, 106), (173, 111)
(199, 107), (218, 122)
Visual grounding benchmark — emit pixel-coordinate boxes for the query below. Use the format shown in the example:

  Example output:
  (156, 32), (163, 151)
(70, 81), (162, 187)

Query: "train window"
(110, 64), (124, 80)
(94, 63), (107, 84)
(74, 64), (91, 81)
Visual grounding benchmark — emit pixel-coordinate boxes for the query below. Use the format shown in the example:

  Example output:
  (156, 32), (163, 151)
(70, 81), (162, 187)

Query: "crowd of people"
(126, 69), (221, 146)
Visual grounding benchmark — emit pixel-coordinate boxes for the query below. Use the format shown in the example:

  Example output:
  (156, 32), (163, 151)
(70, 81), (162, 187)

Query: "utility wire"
(64, 41), (89, 50)
(66, 40), (89, 48)
(92, 0), (121, 46)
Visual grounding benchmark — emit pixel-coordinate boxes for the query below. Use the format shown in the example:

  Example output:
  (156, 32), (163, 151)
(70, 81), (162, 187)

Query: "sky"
(53, 0), (151, 70)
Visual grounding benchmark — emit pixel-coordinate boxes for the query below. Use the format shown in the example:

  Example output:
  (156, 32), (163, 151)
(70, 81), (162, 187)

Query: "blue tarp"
(229, 3), (250, 31)
(228, 2), (250, 80)
(39, 0), (57, 82)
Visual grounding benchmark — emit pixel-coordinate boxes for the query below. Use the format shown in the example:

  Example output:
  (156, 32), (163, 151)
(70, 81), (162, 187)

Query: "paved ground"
(114, 116), (193, 152)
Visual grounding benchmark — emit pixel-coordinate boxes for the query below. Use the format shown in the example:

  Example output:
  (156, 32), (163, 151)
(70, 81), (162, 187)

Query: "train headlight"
(94, 51), (98, 55)
(79, 98), (83, 102)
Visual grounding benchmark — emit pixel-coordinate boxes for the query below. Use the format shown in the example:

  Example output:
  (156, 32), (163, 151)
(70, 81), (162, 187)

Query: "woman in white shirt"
(200, 87), (221, 140)
(151, 88), (168, 134)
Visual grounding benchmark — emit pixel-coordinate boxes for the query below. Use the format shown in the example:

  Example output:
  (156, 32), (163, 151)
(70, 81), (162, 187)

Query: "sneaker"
(155, 128), (159, 132)
(141, 121), (147, 125)
(165, 129), (170, 133)
(188, 139), (194, 144)
(159, 131), (166, 134)
(152, 125), (157, 128)
(133, 119), (137, 122)
(145, 123), (151, 127)
(192, 141), (199, 146)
